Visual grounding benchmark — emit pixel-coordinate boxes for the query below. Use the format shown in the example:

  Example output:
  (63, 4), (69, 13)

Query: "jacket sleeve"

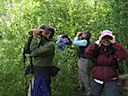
(73, 37), (88, 46)
(113, 42), (128, 61)
(84, 43), (99, 59)
(30, 38), (55, 57)
(56, 40), (65, 50)
(65, 37), (72, 45)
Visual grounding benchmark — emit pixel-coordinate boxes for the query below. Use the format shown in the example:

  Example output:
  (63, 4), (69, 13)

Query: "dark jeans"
(90, 78), (120, 96)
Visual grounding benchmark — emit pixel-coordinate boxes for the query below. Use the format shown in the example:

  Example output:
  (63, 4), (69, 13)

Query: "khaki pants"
(78, 57), (90, 95)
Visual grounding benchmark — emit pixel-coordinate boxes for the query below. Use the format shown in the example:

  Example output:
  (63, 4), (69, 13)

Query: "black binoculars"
(28, 30), (42, 36)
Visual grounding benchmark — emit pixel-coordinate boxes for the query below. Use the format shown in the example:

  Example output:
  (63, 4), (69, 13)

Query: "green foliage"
(0, 0), (128, 96)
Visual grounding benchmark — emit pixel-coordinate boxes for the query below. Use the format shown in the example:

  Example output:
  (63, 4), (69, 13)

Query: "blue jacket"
(56, 36), (72, 50)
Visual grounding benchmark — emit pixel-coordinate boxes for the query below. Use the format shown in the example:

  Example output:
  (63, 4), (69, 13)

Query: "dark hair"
(82, 30), (91, 40)
(102, 35), (113, 40)
(39, 24), (55, 40)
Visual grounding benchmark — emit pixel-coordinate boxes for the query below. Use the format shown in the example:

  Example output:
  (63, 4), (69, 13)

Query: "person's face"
(82, 33), (87, 38)
(101, 39), (111, 46)
(41, 30), (50, 39)
(60, 36), (64, 40)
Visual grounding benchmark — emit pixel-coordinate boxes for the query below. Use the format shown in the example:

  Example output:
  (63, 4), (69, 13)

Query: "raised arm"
(30, 38), (55, 57)
(113, 42), (128, 61)
(84, 43), (99, 59)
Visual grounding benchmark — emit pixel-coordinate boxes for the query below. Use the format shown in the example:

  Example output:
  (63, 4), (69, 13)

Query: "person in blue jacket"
(73, 30), (91, 96)
(56, 34), (72, 51)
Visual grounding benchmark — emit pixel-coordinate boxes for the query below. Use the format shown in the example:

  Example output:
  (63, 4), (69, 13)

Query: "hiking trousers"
(28, 76), (51, 96)
(78, 57), (90, 95)
(90, 78), (120, 96)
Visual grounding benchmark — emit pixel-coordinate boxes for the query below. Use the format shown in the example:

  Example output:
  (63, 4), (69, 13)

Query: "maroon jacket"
(85, 42), (128, 81)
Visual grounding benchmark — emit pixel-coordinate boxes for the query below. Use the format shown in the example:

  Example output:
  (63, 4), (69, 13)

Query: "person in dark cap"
(24, 24), (56, 96)
(73, 30), (91, 96)
(85, 30), (128, 96)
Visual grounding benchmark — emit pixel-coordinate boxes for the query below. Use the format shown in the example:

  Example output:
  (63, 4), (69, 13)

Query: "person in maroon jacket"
(85, 30), (128, 96)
